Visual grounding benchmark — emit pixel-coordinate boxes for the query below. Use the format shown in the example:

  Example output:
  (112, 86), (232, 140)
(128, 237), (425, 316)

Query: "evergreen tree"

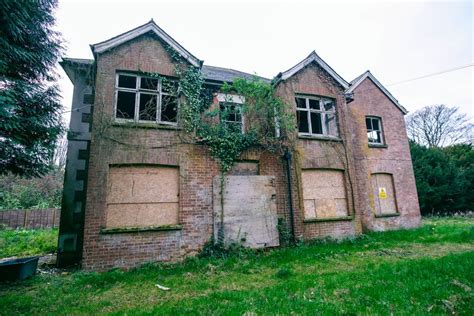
(410, 141), (473, 214)
(0, 0), (64, 177)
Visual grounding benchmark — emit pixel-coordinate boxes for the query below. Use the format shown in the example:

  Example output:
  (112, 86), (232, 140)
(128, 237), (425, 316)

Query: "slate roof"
(202, 65), (270, 83)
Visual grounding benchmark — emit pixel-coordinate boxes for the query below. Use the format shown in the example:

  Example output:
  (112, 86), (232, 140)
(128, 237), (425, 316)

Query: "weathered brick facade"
(347, 75), (421, 231)
(60, 21), (420, 271)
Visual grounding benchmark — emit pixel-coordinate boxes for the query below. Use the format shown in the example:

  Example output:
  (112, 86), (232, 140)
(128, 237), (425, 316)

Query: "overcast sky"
(56, 0), (473, 124)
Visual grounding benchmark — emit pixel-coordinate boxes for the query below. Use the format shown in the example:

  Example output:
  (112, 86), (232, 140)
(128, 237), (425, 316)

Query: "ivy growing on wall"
(176, 69), (295, 172)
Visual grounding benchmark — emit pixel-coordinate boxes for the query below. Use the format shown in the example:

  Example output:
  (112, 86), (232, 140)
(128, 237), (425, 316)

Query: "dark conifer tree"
(0, 0), (64, 176)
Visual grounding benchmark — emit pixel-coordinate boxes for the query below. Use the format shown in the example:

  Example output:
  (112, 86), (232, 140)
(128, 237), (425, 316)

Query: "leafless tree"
(406, 104), (473, 147)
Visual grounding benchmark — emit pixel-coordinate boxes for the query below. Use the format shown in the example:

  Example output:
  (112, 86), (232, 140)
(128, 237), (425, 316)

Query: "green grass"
(0, 228), (58, 258)
(1, 217), (473, 315)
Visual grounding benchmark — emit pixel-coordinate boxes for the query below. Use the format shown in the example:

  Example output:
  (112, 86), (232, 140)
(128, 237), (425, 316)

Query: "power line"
(348, 63), (474, 96)
(386, 63), (473, 87)
(61, 104), (91, 114)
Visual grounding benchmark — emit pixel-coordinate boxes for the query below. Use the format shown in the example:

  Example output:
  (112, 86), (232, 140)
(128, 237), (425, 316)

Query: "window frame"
(114, 73), (178, 126)
(365, 116), (385, 145)
(295, 95), (338, 137)
(217, 93), (245, 133)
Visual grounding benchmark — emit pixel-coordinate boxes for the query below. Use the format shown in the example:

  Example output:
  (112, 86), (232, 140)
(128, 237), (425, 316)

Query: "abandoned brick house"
(59, 20), (421, 270)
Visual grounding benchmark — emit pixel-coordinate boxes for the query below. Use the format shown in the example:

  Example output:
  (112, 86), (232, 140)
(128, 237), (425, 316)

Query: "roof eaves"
(90, 20), (203, 68)
(60, 58), (94, 84)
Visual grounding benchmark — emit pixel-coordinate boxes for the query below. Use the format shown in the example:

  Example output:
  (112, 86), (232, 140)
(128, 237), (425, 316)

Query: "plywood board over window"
(371, 173), (398, 215)
(106, 166), (179, 228)
(302, 169), (349, 220)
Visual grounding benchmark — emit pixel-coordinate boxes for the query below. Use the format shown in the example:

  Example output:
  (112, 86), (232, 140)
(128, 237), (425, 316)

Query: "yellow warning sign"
(379, 187), (387, 199)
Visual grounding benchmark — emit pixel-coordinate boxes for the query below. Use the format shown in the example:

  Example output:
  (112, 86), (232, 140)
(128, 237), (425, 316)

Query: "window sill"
(112, 122), (181, 131)
(368, 143), (388, 148)
(304, 216), (353, 223)
(298, 134), (342, 142)
(100, 224), (182, 234)
(374, 213), (400, 218)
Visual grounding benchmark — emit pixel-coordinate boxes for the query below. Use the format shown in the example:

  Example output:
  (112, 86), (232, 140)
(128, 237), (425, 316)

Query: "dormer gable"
(274, 51), (349, 90)
(346, 71), (407, 114)
(90, 19), (202, 68)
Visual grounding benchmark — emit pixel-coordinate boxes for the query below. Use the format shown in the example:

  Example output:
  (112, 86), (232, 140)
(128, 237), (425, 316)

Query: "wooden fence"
(0, 208), (60, 229)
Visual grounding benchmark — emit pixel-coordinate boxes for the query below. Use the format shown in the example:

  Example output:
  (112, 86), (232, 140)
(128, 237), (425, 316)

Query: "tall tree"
(406, 104), (472, 147)
(0, 0), (64, 177)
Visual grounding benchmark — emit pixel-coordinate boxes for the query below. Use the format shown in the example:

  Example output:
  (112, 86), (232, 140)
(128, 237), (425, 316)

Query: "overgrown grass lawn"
(0, 228), (58, 258)
(1, 217), (473, 315)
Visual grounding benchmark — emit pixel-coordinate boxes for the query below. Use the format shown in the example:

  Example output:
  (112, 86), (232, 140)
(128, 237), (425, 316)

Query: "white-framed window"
(217, 93), (244, 133)
(366, 116), (384, 145)
(115, 73), (178, 124)
(295, 95), (338, 137)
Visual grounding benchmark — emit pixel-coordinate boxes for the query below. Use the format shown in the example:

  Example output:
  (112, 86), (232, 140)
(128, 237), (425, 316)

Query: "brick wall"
(0, 209), (60, 229)
(78, 32), (419, 271)
(348, 77), (421, 231)
(274, 63), (363, 240)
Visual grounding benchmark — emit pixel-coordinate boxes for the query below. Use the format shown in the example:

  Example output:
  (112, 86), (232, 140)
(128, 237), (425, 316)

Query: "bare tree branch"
(406, 104), (473, 147)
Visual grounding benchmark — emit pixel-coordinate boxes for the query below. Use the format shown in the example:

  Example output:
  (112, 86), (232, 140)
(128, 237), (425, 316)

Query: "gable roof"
(90, 19), (202, 68)
(274, 51), (349, 89)
(346, 71), (408, 114)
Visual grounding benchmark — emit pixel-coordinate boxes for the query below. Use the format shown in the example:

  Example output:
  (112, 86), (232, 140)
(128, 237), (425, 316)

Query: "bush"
(0, 169), (63, 210)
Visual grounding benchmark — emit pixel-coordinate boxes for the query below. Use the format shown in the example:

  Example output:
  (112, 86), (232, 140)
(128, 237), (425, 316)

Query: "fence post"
(23, 210), (28, 229)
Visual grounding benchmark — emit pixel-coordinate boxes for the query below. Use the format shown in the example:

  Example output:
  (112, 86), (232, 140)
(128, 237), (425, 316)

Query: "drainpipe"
(283, 150), (296, 243)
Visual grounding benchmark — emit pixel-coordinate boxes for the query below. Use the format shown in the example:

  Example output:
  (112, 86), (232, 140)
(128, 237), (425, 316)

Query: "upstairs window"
(115, 74), (178, 124)
(220, 102), (243, 132)
(217, 93), (244, 133)
(366, 116), (384, 145)
(295, 96), (338, 137)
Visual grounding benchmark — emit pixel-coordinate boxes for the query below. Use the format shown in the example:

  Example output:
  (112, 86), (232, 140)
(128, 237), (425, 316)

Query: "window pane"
(220, 103), (241, 122)
(162, 80), (178, 94)
(368, 130), (382, 143)
(161, 95), (178, 123)
(309, 99), (320, 110)
(366, 117), (372, 130)
(310, 112), (323, 134)
(322, 99), (334, 111)
(372, 118), (380, 131)
(139, 93), (157, 121)
(325, 112), (338, 136)
(116, 91), (136, 119)
(140, 77), (158, 90)
(295, 98), (306, 109)
(118, 75), (136, 89)
(297, 110), (309, 133)
(376, 131), (382, 143)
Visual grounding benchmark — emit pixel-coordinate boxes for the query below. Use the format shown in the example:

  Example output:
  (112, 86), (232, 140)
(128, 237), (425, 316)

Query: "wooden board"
(106, 166), (179, 228)
(213, 176), (279, 248)
(371, 173), (397, 215)
(302, 169), (348, 219)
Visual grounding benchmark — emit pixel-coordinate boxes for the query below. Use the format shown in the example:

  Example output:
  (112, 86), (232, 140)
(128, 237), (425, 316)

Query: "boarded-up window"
(106, 166), (179, 228)
(371, 173), (397, 215)
(302, 169), (349, 219)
